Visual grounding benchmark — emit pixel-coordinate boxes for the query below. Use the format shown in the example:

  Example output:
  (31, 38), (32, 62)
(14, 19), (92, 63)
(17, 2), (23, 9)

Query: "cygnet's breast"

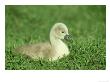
(53, 40), (70, 58)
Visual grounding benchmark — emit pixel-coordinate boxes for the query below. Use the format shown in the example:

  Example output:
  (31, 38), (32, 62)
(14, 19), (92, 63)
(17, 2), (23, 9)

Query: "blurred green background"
(5, 5), (106, 70)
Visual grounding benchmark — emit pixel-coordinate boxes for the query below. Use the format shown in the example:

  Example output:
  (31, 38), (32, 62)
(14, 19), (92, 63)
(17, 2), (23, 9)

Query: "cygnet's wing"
(15, 42), (53, 59)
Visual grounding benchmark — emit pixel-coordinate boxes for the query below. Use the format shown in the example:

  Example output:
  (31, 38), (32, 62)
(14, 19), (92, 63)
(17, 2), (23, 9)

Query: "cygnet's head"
(50, 23), (70, 40)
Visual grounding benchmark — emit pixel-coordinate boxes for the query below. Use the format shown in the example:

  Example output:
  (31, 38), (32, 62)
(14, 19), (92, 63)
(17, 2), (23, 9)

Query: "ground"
(5, 5), (106, 70)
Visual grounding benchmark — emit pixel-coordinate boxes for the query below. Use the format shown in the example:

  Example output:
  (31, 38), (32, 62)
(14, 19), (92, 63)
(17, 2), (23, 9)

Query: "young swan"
(16, 23), (70, 61)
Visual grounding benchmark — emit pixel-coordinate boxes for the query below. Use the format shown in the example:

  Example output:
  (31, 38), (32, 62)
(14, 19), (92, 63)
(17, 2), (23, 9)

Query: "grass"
(5, 5), (106, 70)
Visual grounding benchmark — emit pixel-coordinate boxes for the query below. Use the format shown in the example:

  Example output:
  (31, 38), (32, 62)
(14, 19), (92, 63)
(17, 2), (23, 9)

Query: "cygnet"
(15, 23), (70, 61)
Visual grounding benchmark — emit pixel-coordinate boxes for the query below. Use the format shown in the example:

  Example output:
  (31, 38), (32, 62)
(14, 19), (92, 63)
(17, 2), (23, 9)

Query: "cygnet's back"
(16, 42), (54, 59)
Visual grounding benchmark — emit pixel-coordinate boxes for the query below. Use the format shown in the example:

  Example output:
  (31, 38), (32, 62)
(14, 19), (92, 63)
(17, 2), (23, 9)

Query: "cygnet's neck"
(50, 34), (62, 47)
(49, 28), (66, 47)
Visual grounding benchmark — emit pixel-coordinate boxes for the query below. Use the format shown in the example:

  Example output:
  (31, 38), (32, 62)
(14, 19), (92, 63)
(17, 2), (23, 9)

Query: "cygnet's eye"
(62, 31), (64, 33)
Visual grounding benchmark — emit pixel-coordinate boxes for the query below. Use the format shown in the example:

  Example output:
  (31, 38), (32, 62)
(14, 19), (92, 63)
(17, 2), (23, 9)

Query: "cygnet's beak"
(64, 34), (71, 40)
